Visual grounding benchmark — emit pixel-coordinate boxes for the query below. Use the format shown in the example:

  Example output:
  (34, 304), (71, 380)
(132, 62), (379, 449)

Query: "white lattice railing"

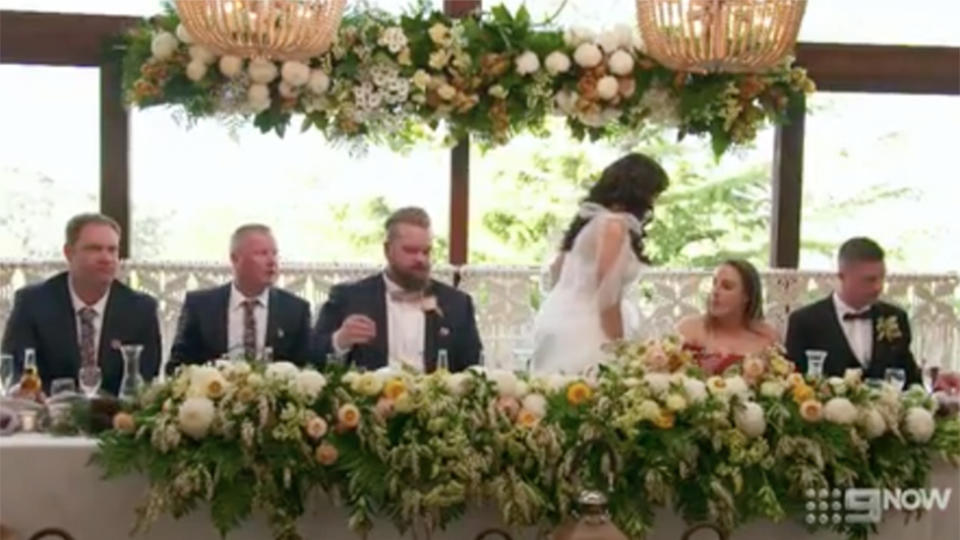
(2, 260), (958, 370)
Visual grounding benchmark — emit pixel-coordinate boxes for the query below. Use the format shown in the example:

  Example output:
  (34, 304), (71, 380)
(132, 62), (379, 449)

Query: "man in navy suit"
(167, 224), (312, 372)
(785, 237), (921, 386)
(2, 213), (161, 395)
(313, 207), (482, 372)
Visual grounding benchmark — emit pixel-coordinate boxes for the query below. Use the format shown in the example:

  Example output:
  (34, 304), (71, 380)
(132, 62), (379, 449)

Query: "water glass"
(0, 353), (14, 395)
(79, 365), (103, 398)
(51, 378), (77, 396)
(805, 350), (827, 378)
(885, 368), (907, 392)
(437, 349), (450, 372)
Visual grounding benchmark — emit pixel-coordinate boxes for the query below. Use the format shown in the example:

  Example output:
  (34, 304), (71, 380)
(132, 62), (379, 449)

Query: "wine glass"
(79, 365), (102, 398)
(805, 350), (827, 378)
(437, 349), (450, 372)
(0, 354), (14, 396)
(885, 368), (906, 392)
(51, 378), (77, 396)
(923, 365), (941, 394)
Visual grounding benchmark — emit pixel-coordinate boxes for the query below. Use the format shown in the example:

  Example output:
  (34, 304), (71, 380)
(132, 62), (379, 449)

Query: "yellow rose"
(665, 393), (687, 412)
(652, 411), (675, 429)
(566, 382), (593, 406)
(383, 378), (407, 401)
(792, 383), (814, 405)
(786, 373), (805, 388)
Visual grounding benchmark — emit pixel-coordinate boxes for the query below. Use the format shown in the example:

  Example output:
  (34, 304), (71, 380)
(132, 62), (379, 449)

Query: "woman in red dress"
(676, 259), (780, 375)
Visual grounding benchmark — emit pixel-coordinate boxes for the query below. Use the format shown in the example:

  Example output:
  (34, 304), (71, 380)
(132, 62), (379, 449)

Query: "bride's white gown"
(531, 203), (644, 374)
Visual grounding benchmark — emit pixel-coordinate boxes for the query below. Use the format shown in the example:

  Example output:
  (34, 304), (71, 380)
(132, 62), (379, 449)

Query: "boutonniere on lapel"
(876, 315), (903, 343)
(420, 295), (444, 318)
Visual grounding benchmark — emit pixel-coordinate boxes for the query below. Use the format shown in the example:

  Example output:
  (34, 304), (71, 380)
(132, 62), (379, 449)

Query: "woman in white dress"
(532, 153), (669, 374)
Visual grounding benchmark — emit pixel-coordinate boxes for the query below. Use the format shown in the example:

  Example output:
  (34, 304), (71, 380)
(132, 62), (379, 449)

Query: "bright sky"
(1, 1), (958, 270)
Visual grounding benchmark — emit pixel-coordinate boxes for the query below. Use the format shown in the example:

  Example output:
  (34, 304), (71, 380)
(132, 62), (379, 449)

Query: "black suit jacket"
(785, 295), (921, 386)
(1, 272), (161, 395)
(313, 274), (482, 372)
(167, 284), (313, 373)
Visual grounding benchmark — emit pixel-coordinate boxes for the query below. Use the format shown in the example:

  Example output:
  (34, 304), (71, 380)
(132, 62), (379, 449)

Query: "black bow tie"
(843, 310), (872, 321)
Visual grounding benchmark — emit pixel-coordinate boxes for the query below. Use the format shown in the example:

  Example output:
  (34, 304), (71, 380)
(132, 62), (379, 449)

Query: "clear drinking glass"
(78, 365), (102, 398)
(437, 349), (450, 372)
(805, 350), (827, 378)
(885, 368), (907, 392)
(118, 344), (144, 401)
(50, 378), (77, 395)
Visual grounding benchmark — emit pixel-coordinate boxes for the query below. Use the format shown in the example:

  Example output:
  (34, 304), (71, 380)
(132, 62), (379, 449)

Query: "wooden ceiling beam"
(0, 10), (137, 66)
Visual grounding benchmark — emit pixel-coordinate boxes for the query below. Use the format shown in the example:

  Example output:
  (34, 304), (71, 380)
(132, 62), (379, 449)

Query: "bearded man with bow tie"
(785, 237), (920, 385)
(313, 207), (482, 372)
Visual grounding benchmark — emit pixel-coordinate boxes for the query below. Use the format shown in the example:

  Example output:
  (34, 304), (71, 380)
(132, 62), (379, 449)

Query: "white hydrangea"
(292, 370), (327, 400)
(264, 361), (299, 381)
(904, 406), (935, 443)
(489, 369), (520, 398)
(683, 377), (708, 403)
(734, 402), (766, 438)
(573, 43), (603, 68)
(859, 408), (887, 439)
(643, 372), (672, 395)
(150, 31), (178, 60)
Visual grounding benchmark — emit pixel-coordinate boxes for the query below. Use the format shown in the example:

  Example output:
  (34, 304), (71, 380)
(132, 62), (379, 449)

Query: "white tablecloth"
(1, 435), (958, 540)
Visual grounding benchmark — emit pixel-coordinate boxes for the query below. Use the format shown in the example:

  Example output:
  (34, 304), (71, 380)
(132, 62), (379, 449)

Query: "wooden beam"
(796, 43), (960, 95)
(100, 55), (131, 259)
(0, 10), (137, 66)
(770, 94), (806, 269)
(444, 0), (480, 265)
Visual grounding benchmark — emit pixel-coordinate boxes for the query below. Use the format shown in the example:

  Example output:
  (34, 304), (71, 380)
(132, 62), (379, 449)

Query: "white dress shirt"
(383, 274), (427, 371)
(227, 284), (270, 357)
(833, 292), (873, 366)
(68, 279), (111, 357)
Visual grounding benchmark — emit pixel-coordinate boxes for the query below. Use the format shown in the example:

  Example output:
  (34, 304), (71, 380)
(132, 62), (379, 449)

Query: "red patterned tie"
(79, 307), (97, 367)
(242, 299), (258, 360)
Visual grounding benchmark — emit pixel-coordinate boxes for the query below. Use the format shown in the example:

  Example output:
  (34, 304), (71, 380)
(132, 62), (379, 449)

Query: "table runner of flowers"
(94, 338), (960, 540)
(112, 3), (814, 156)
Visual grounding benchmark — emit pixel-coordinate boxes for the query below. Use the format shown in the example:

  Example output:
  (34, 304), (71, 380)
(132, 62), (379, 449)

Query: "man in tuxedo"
(314, 207), (482, 372)
(785, 237), (920, 385)
(1, 213), (161, 394)
(167, 224), (312, 371)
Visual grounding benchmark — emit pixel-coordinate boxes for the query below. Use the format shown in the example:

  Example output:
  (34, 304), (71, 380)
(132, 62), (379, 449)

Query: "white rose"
(904, 407), (935, 443)
(598, 30), (621, 54)
(248, 58), (279, 84)
(683, 377), (707, 403)
(724, 376), (751, 399)
(544, 51), (571, 75)
(281, 61), (310, 87)
(489, 369), (519, 398)
(608, 50), (635, 76)
(437, 83), (457, 101)
(596, 76), (619, 100)
(175, 23), (193, 44)
(665, 393), (688, 412)
(515, 381), (530, 398)
(150, 31), (178, 60)
(264, 361), (299, 381)
(188, 366), (228, 399)
(522, 393), (548, 418)
(293, 370), (327, 400)
(824, 397), (858, 425)
(341, 372), (359, 385)
(563, 26), (596, 47)
(734, 402), (766, 438)
(350, 372), (384, 396)
(844, 368), (863, 386)
(643, 373), (672, 395)
(859, 408), (887, 439)
(638, 399), (661, 421)
(246, 373), (263, 387)
(573, 43), (603, 68)
(515, 50), (540, 75)
(827, 377), (848, 396)
(216, 55), (243, 78)
(445, 372), (471, 396)
(760, 381), (785, 399)
(188, 45), (216, 65)
(178, 397), (215, 439)
(307, 69), (330, 94)
(185, 60), (207, 82)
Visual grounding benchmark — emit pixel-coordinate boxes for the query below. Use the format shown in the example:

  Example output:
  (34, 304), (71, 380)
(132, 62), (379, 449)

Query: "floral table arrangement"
(94, 338), (960, 540)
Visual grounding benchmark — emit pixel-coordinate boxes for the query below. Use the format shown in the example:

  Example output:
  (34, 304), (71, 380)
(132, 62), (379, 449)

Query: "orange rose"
(315, 442), (339, 465)
(517, 409), (539, 428)
(566, 382), (593, 406)
(652, 411), (675, 430)
(112, 412), (136, 434)
(337, 403), (361, 430)
(495, 396), (520, 420)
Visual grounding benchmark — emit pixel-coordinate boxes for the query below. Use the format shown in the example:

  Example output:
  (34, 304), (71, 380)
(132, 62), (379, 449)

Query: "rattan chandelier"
(635, 0), (807, 73)
(175, 0), (347, 61)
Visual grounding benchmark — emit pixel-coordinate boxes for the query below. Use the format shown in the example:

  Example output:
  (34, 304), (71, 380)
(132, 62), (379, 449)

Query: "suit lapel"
(214, 284), (231, 354)
(99, 281), (124, 388)
(370, 277), (389, 367)
(423, 309), (438, 373)
(54, 274), (82, 375)
(265, 288), (279, 351)
(824, 296), (861, 367)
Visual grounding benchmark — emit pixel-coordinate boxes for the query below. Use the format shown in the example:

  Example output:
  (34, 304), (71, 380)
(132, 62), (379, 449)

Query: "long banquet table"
(1, 434), (958, 540)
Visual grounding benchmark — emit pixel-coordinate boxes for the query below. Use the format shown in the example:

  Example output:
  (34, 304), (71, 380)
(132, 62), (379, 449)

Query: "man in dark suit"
(1, 213), (161, 395)
(314, 207), (482, 372)
(785, 237), (921, 386)
(167, 224), (312, 372)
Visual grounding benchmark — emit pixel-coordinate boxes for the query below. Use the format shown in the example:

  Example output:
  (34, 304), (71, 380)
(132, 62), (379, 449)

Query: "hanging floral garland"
(114, 3), (815, 156)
